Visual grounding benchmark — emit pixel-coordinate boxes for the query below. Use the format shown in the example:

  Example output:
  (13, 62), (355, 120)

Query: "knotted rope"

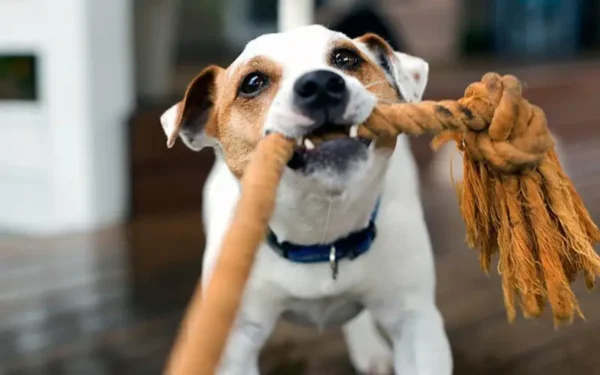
(164, 73), (599, 375)
(360, 73), (600, 323)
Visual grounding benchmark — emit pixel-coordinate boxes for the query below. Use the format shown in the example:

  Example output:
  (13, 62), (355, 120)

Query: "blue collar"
(266, 199), (380, 266)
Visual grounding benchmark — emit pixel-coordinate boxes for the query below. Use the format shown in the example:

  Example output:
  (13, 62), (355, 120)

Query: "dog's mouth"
(287, 123), (372, 171)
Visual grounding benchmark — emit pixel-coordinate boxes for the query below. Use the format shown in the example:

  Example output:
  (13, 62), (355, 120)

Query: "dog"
(161, 25), (452, 375)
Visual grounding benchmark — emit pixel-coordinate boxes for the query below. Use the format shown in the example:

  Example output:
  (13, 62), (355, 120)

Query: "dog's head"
(161, 25), (428, 194)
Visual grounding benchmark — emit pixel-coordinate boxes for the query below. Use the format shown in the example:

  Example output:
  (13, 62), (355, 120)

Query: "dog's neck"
(268, 162), (388, 245)
(212, 148), (391, 246)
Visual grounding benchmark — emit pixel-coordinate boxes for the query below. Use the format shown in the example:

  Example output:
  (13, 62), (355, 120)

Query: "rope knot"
(458, 73), (554, 173)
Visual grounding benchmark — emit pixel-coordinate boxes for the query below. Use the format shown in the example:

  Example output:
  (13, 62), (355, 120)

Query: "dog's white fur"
(162, 25), (452, 375)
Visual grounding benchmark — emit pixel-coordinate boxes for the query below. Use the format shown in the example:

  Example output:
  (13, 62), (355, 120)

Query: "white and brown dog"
(161, 25), (452, 375)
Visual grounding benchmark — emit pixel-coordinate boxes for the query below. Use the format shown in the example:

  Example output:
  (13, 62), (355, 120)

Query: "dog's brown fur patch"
(332, 38), (398, 104)
(351, 34), (402, 149)
(212, 56), (283, 177)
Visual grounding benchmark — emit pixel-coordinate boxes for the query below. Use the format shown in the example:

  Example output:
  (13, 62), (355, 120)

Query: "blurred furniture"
(128, 106), (214, 219)
(492, 0), (581, 59)
(324, 3), (405, 51)
(386, 0), (462, 64)
(223, 0), (277, 49)
(134, 0), (181, 101)
(0, 0), (133, 235)
(127, 105), (213, 287)
(463, 0), (600, 57)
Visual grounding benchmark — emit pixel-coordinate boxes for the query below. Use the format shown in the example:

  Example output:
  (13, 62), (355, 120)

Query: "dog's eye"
(239, 72), (269, 97)
(331, 48), (362, 71)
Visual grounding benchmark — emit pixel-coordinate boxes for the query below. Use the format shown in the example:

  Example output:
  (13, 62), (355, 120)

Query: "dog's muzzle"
(286, 70), (373, 173)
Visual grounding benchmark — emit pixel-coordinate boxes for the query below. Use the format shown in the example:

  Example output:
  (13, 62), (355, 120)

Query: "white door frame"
(278, 0), (315, 31)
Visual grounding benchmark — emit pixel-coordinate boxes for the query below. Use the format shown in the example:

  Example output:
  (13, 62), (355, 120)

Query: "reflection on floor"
(2, 130), (600, 374)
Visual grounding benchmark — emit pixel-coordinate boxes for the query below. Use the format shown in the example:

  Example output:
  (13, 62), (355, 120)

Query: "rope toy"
(360, 73), (600, 324)
(164, 73), (599, 375)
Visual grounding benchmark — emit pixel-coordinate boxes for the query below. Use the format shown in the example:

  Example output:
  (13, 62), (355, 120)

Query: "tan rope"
(164, 133), (294, 375)
(359, 73), (600, 324)
(360, 74), (552, 172)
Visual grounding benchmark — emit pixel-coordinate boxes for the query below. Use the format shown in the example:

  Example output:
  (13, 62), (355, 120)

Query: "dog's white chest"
(281, 296), (364, 329)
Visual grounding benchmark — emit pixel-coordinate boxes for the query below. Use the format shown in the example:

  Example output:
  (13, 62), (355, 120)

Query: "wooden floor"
(2, 133), (600, 375)
(3, 62), (600, 374)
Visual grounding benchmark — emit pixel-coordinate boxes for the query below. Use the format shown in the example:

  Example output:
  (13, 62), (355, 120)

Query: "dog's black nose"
(293, 70), (349, 120)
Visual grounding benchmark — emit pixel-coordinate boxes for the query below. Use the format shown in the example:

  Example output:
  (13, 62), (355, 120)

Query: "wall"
(0, 0), (134, 235)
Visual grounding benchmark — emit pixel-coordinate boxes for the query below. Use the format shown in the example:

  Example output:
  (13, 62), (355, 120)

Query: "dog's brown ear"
(161, 65), (224, 150)
(355, 33), (429, 102)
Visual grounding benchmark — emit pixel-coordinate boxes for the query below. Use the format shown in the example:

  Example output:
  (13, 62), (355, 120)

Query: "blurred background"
(1, 0), (600, 374)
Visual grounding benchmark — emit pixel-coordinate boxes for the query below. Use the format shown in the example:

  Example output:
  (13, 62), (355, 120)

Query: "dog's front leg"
(370, 301), (452, 375)
(216, 297), (281, 375)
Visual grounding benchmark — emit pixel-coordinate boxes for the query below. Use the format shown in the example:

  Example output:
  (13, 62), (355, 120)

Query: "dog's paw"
(344, 312), (393, 375)
(361, 358), (394, 375)
(348, 342), (393, 375)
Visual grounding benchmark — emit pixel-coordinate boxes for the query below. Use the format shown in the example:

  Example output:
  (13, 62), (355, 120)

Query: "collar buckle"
(329, 245), (338, 280)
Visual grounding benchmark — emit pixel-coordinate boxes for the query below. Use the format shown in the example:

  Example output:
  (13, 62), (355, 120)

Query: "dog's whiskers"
(365, 80), (387, 89)
(376, 97), (399, 105)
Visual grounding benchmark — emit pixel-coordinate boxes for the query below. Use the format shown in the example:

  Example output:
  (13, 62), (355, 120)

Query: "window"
(0, 55), (37, 101)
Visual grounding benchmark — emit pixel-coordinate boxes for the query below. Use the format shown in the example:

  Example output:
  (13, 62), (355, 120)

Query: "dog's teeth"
(304, 138), (315, 150)
(350, 125), (359, 138)
(296, 137), (303, 146)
